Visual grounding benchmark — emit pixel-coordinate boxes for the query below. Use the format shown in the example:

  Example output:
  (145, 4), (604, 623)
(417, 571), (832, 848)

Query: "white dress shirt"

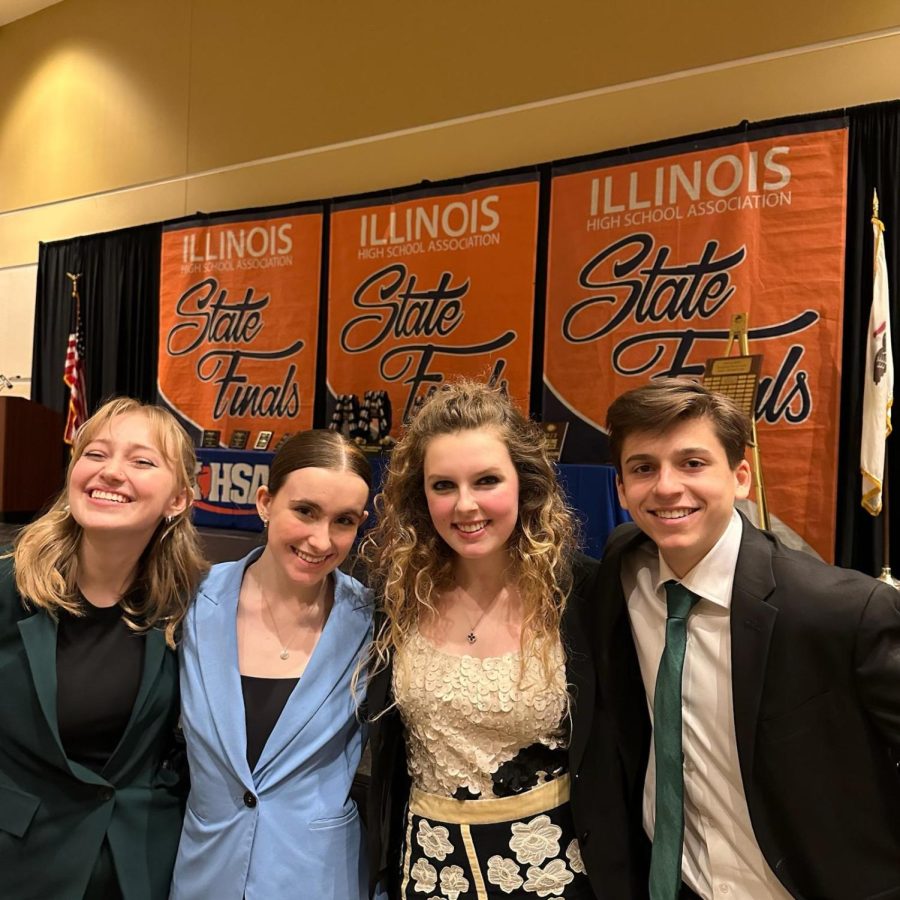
(621, 510), (791, 899)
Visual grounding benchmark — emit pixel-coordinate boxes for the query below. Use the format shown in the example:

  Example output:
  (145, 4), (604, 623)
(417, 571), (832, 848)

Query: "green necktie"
(649, 581), (699, 900)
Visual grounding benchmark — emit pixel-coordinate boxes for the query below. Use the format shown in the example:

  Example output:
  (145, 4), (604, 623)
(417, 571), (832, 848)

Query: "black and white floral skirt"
(399, 775), (593, 899)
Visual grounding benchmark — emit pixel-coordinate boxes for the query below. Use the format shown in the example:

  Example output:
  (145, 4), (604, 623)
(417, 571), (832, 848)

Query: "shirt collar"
(655, 509), (743, 609)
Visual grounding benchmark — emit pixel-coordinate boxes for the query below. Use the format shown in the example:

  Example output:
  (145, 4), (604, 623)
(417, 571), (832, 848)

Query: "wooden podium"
(0, 397), (65, 522)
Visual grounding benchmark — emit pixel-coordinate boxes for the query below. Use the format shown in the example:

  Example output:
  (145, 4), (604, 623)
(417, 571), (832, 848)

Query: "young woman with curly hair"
(362, 380), (610, 900)
(0, 397), (207, 900)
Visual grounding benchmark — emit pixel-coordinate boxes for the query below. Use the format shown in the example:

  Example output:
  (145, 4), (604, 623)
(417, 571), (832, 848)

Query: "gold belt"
(408, 773), (570, 825)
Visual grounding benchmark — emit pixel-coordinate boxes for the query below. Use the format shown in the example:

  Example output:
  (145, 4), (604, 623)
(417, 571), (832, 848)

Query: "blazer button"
(99, 787), (114, 802)
(243, 790), (257, 808)
(580, 829), (590, 845)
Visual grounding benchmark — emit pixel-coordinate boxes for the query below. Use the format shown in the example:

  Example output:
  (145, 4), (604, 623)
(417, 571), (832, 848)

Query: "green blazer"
(0, 556), (185, 900)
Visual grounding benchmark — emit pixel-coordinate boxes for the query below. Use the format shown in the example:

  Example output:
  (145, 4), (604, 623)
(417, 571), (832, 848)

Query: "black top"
(241, 675), (299, 771)
(56, 599), (145, 772)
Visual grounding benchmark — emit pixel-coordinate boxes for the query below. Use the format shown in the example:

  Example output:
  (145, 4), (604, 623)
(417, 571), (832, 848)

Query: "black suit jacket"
(0, 557), (185, 900)
(594, 516), (900, 900)
(366, 552), (648, 900)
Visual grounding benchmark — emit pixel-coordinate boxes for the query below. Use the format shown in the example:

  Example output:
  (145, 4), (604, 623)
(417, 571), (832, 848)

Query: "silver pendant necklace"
(259, 577), (327, 660)
(262, 583), (295, 659)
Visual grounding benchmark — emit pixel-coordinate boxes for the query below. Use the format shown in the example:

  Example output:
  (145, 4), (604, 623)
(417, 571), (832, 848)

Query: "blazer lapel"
(18, 611), (65, 758)
(195, 555), (257, 785)
(606, 602), (649, 790)
(254, 571), (370, 774)
(564, 568), (595, 777)
(128, 626), (167, 723)
(17, 611), (107, 786)
(566, 624), (595, 777)
(730, 518), (778, 790)
(103, 626), (168, 776)
(596, 525), (654, 790)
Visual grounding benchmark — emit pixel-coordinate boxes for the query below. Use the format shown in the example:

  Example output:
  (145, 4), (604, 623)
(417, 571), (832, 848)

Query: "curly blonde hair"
(360, 379), (577, 680)
(10, 398), (208, 647)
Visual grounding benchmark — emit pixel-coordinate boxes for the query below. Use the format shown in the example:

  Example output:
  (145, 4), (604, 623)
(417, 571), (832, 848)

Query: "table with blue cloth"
(193, 449), (630, 559)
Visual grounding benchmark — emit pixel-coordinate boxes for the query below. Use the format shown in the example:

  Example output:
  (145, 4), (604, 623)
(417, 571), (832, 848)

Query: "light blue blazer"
(171, 549), (372, 899)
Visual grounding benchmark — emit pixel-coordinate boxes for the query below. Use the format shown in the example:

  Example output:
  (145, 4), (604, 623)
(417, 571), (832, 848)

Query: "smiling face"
(257, 466), (369, 588)
(68, 411), (188, 547)
(615, 415), (752, 578)
(423, 427), (520, 565)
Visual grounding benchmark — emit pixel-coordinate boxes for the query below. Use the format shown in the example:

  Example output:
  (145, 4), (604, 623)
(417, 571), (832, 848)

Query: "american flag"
(63, 274), (88, 444)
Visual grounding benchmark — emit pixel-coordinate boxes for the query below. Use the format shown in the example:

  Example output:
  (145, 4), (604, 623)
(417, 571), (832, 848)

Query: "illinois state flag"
(861, 190), (893, 515)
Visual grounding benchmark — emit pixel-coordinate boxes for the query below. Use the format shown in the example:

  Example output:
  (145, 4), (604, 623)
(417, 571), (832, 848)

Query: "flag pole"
(874, 191), (896, 588)
(877, 456), (897, 585)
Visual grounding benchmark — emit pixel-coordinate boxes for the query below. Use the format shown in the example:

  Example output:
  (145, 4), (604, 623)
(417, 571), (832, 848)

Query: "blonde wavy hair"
(359, 379), (578, 681)
(10, 397), (208, 647)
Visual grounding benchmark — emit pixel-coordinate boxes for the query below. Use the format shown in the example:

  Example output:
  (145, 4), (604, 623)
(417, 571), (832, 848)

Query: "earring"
(165, 515), (174, 525)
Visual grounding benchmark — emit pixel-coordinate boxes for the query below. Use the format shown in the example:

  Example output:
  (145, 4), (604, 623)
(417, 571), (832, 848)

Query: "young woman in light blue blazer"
(172, 430), (375, 899)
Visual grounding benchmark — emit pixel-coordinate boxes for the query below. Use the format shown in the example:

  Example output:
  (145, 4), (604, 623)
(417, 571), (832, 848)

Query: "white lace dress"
(390, 627), (593, 900)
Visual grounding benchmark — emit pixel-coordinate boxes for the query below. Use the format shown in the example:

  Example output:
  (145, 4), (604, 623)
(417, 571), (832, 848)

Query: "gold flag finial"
(65, 272), (81, 297)
(873, 188), (881, 222)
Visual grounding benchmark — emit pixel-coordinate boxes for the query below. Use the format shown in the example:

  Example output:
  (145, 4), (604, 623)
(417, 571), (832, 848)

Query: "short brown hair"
(606, 379), (751, 471)
(268, 430), (372, 495)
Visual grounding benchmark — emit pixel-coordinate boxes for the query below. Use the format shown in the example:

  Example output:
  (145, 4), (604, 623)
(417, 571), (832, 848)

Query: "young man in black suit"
(593, 379), (900, 900)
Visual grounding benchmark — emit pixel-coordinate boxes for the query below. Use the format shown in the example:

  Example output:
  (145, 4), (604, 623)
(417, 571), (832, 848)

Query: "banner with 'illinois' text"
(327, 176), (539, 441)
(544, 120), (848, 561)
(158, 207), (322, 449)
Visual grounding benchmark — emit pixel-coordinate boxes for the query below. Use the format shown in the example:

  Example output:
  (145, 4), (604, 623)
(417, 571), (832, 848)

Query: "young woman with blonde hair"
(363, 380), (607, 900)
(0, 397), (207, 899)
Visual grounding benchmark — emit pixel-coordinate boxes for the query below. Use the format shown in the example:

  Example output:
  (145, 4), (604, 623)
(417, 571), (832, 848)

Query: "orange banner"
(158, 208), (322, 448)
(327, 177), (539, 441)
(545, 121), (848, 561)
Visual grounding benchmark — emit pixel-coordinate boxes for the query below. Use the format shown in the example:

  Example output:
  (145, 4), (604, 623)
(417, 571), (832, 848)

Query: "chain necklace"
(465, 605), (490, 644)
(259, 576), (328, 661)
(462, 586), (508, 644)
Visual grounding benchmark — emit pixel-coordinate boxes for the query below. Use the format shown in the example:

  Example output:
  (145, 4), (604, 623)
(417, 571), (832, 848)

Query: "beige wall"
(1, 0), (899, 391)
(0, 264), (37, 397)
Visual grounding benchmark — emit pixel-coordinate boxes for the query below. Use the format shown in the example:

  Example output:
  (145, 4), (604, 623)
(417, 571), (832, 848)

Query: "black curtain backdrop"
(835, 100), (900, 572)
(32, 223), (161, 414)
(29, 101), (900, 574)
